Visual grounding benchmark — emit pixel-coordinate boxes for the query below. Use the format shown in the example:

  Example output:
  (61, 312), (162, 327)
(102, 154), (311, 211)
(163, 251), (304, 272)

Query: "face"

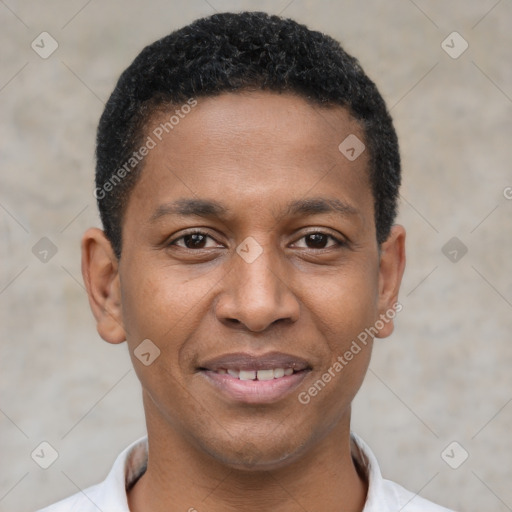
(83, 91), (405, 470)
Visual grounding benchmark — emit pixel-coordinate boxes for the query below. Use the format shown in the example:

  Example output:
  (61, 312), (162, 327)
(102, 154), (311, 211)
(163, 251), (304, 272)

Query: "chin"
(199, 431), (311, 472)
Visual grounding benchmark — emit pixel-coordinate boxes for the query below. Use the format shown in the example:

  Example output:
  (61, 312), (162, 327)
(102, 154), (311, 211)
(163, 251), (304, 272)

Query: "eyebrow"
(150, 197), (359, 222)
(282, 197), (359, 220)
(150, 198), (229, 221)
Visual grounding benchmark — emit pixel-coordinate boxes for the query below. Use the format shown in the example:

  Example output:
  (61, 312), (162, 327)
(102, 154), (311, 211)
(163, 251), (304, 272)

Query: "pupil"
(187, 234), (205, 248)
(308, 234), (326, 248)
(183, 234), (328, 249)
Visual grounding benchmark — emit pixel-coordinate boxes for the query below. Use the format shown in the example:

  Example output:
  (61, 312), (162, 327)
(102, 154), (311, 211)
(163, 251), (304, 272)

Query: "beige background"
(1, 1), (512, 511)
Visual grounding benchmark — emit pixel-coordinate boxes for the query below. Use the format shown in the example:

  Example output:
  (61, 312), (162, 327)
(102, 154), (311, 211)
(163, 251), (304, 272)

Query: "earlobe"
(375, 224), (406, 339)
(81, 228), (127, 344)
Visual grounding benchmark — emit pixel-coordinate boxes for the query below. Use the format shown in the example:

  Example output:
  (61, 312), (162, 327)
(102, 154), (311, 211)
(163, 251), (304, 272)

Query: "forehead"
(144, 91), (367, 166)
(126, 91), (373, 227)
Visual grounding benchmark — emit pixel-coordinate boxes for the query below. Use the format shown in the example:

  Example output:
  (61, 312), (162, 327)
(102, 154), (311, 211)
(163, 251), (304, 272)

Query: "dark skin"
(81, 91), (406, 512)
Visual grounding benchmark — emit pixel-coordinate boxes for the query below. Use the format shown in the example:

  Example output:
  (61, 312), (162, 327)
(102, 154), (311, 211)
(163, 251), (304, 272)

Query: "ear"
(375, 224), (406, 339)
(81, 227), (126, 344)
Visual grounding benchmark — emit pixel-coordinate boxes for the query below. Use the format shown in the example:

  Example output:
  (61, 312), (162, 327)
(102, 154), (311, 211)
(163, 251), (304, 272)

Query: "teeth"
(273, 368), (285, 378)
(219, 368), (296, 380)
(256, 369), (274, 381)
(239, 370), (256, 380)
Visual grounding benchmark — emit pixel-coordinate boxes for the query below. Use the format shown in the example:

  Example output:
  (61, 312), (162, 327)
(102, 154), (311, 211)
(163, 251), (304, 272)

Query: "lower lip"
(200, 370), (309, 404)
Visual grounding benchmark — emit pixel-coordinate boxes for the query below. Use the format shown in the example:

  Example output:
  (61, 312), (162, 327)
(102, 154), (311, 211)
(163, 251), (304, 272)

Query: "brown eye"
(294, 232), (342, 250)
(181, 233), (208, 249)
(169, 231), (221, 250)
(305, 233), (329, 249)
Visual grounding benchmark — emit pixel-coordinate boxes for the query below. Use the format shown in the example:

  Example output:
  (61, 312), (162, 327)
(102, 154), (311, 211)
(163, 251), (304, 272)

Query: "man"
(39, 11), (454, 512)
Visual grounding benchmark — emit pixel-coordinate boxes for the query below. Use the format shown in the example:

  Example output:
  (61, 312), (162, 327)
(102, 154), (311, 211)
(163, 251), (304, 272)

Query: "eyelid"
(168, 228), (346, 250)
(168, 228), (222, 248)
(291, 229), (345, 248)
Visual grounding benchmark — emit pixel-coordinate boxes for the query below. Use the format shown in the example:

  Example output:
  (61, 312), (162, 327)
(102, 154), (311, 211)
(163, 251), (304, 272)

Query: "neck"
(128, 394), (367, 512)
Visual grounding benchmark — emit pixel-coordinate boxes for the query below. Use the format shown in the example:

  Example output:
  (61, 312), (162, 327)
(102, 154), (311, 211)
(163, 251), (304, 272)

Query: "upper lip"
(199, 352), (311, 372)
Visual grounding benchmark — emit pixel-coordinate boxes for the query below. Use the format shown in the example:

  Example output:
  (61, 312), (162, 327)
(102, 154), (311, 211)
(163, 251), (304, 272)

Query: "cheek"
(119, 274), (162, 343)
(120, 263), (200, 337)
(119, 262), (221, 382)
(309, 262), (379, 345)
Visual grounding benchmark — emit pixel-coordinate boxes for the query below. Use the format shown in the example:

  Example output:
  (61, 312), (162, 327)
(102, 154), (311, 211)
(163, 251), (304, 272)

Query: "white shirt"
(37, 432), (455, 512)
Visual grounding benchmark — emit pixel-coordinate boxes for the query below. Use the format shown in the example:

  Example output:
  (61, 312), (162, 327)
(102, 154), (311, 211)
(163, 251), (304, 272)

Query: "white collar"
(38, 432), (454, 511)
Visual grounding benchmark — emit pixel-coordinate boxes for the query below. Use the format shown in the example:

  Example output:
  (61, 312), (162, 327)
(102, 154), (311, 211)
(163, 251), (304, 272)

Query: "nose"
(214, 244), (300, 333)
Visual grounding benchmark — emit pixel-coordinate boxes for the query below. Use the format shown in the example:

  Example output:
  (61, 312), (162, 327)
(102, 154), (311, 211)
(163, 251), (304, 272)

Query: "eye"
(169, 230), (222, 250)
(292, 232), (344, 250)
(168, 230), (345, 251)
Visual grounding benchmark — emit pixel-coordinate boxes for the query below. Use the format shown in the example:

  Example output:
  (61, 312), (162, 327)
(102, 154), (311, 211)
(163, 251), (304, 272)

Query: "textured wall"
(1, 1), (511, 511)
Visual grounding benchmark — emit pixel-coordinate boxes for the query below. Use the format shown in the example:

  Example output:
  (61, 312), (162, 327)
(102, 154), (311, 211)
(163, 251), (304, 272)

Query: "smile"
(198, 352), (311, 403)
(216, 368), (295, 380)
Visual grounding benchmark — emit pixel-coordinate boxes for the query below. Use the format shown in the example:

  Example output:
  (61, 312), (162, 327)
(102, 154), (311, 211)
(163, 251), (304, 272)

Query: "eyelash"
(168, 229), (345, 251)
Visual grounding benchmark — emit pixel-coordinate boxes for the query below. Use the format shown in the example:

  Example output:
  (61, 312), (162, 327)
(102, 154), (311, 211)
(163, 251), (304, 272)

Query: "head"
(82, 11), (405, 469)
(94, 11), (400, 258)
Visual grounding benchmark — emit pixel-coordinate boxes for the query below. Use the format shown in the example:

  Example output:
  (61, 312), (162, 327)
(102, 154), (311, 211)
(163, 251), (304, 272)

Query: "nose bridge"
(216, 236), (299, 331)
(237, 239), (281, 294)
(233, 235), (283, 300)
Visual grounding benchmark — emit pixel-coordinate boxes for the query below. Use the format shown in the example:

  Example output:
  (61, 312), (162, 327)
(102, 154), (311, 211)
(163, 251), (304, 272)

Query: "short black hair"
(95, 11), (400, 259)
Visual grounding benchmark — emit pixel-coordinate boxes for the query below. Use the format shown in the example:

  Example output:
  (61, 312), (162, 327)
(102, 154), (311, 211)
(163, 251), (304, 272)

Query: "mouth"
(198, 352), (311, 404)
(212, 367), (296, 380)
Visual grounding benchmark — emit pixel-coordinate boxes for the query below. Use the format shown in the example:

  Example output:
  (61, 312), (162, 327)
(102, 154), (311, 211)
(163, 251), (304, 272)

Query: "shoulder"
(380, 478), (456, 512)
(350, 432), (456, 512)
(35, 436), (148, 512)
(35, 482), (104, 512)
